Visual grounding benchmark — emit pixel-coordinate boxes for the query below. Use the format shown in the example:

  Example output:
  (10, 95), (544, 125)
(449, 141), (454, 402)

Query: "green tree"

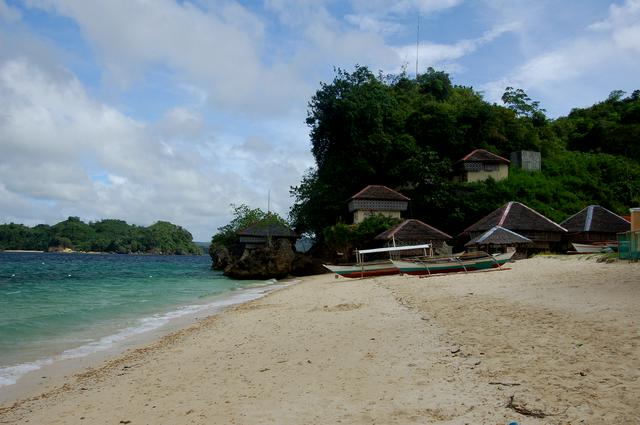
(417, 67), (453, 101)
(210, 204), (288, 253)
(0, 224), (32, 250)
(213, 204), (269, 246)
(148, 221), (201, 255)
(323, 215), (399, 262)
(557, 90), (640, 161)
(290, 65), (639, 250)
(50, 217), (96, 251)
(501, 87), (546, 122)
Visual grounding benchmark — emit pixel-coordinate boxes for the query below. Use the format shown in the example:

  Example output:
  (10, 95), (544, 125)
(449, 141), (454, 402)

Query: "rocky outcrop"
(291, 252), (328, 276)
(211, 238), (326, 280)
(210, 245), (232, 270)
(223, 239), (296, 280)
(47, 246), (74, 253)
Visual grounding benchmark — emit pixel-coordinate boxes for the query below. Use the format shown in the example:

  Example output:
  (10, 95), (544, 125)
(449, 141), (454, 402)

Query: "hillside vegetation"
(290, 66), (640, 239)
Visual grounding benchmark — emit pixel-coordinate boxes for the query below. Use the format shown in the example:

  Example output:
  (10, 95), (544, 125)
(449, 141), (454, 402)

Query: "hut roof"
(560, 205), (630, 234)
(465, 226), (533, 247)
(463, 201), (567, 234)
(457, 149), (510, 164)
(238, 221), (298, 238)
(375, 219), (452, 241)
(349, 185), (410, 201)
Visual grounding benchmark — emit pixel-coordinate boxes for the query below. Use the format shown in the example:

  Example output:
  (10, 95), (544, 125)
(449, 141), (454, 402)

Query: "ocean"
(0, 252), (283, 388)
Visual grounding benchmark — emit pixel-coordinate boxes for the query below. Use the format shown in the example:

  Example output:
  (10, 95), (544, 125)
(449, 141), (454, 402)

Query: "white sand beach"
(1, 256), (638, 424)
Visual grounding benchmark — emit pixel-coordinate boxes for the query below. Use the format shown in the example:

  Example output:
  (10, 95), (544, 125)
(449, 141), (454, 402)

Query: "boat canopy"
(356, 244), (431, 255)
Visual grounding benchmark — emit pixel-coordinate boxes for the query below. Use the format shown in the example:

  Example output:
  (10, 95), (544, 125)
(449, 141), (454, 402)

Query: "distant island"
(0, 217), (202, 255)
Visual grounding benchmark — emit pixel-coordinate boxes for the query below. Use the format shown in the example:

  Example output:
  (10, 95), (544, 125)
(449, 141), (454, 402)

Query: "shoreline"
(0, 278), (297, 404)
(0, 250), (45, 253)
(1, 256), (638, 423)
(0, 250), (206, 256)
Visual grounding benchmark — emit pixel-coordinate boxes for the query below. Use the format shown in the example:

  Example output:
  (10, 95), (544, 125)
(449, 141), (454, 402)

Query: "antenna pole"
(267, 189), (272, 246)
(416, 14), (420, 78)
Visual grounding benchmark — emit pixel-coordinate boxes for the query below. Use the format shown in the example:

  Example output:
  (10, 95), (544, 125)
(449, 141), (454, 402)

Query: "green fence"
(618, 231), (640, 260)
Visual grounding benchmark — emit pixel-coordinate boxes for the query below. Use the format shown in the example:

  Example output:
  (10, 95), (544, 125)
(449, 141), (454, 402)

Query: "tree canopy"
(290, 66), (640, 241)
(209, 204), (289, 254)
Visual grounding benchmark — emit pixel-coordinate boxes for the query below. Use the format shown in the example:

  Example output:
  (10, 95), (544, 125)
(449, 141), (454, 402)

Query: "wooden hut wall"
(566, 231), (621, 243)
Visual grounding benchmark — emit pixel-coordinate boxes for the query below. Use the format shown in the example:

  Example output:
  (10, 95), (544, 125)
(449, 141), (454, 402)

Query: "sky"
(0, 0), (639, 241)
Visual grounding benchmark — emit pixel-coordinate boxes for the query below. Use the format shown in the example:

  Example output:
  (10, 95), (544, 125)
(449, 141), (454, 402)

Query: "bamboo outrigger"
(323, 244), (432, 278)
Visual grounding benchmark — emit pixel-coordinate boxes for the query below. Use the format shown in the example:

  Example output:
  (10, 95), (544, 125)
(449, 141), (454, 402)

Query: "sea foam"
(0, 281), (288, 388)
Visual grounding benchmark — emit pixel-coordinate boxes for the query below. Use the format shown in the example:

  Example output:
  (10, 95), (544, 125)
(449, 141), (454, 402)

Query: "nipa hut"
(464, 225), (533, 256)
(454, 149), (510, 183)
(348, 185), (409, 224)
(462, 201), (566, 252)
(560, 205), (630, 244)
(237, 221), (298, 250)
(375, 219), (452, 256)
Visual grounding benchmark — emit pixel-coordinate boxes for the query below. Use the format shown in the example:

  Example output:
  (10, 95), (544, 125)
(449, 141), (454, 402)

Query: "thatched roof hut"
(459, 148), (510, 164)
(454, 149), (510, 183)
(238, 221), (298, 250)
(375, 219), (452, 255)
(462, 201), (566, 251)
(465, 226), (533, 253)
(560, 205), (630, 243)
(348, 185), (409, 224)
(350, 185), (410, 202)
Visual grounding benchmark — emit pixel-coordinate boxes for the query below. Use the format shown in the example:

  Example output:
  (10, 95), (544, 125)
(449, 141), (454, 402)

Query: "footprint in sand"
(322, 303), (364, 312)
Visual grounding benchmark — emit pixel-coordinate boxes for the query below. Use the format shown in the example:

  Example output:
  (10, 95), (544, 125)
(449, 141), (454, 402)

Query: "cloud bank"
(0, 0), (637, 240)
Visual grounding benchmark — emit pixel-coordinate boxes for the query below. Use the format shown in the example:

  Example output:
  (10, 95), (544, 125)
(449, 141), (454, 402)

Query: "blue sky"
(0, 0), (639, 241)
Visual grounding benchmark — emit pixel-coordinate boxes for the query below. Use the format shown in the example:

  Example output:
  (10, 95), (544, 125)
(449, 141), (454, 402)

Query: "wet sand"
(0, 256), (638, 424)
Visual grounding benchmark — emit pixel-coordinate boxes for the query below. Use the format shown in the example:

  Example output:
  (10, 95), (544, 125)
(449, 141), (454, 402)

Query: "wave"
(0, 281), (285, 388)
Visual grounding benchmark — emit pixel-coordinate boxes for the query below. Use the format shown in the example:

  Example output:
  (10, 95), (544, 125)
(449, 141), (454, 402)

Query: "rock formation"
(212, 239), (325, 280)
(223, 239), (295, 280)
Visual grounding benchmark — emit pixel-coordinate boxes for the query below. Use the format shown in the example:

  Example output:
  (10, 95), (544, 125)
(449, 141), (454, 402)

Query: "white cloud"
(0, 0), (21, 22)
(344, 14), (405, 35)
(345, 0), (463, 36)
(349, 0), (463, 16)
(590, 0), (640, 30)
(591, 0), (640, 52)
(264, 0), (334, 27)
(394, 22), (519, 72)
(0, 56), (310, 239)
(22, 0), (307, 117)
(481, 0), (640, 113)
(157, 107), (204, 140)
(305, 22), (398, 69)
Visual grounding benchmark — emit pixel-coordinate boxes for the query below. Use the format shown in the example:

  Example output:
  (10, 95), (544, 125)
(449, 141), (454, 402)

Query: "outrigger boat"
(391, 251), (515, 276)
(570, 242), (618, 254)
(323, 244), (432, 278)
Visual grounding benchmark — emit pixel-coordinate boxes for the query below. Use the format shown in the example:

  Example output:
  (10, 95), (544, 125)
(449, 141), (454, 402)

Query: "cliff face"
(223, 239), (295, 280)
(211, 239), (325, 280)
(210, 245), (233, 270)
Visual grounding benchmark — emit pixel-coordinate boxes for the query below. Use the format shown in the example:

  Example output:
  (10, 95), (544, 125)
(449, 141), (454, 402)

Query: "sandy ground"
(0, 256), (638, 424)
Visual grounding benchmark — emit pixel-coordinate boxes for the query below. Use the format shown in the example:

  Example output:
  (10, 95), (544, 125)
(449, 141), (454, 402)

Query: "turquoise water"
(0, 252), (277, 387)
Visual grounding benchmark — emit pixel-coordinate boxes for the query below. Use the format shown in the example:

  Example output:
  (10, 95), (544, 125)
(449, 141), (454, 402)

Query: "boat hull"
(571, 242), (617, 254)
(323, 261), (399, 278)
(392, 252), (514, 276)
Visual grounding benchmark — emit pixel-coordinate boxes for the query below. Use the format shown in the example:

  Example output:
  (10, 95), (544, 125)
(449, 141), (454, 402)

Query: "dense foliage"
(323, 215), (400, 262)
(290, 66), (640, 239)
(0, 217), (202, 255)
